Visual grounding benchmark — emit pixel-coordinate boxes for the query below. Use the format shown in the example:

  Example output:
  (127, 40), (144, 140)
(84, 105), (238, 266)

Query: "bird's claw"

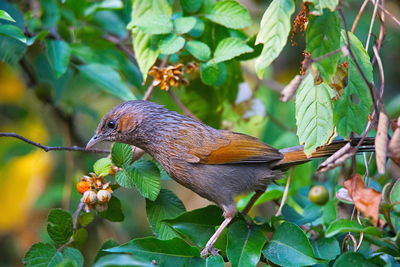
(200, 246), (219, 257)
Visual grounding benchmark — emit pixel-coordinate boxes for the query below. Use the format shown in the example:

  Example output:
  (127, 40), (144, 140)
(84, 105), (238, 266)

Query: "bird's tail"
(272, 137), (375, 170)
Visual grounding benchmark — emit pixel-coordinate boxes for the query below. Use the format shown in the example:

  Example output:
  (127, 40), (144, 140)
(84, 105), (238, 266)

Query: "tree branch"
(0, 133), (110, 153)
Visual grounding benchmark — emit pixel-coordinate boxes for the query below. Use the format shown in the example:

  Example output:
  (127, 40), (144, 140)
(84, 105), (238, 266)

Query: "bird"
(86, 100), (374, 257)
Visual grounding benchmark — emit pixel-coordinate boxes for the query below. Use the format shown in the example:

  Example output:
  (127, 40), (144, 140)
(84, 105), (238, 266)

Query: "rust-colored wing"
(184, 131), (283, 165)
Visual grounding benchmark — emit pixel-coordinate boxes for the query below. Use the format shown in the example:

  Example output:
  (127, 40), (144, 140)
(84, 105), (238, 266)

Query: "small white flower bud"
(97, 189), (111, 203)
(82, 190), (97, 204)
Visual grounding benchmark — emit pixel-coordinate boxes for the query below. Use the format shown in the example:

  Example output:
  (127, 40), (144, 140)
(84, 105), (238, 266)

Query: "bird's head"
(86, 101), (144, 149)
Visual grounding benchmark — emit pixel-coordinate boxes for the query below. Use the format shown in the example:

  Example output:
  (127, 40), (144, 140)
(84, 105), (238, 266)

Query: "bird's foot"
(200, 246), (219, 258)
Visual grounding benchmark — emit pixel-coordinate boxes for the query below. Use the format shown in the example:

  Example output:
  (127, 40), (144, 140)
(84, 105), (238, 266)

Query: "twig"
(376, 1), (400, 27)
(73, 202), (85, 231)
(312, 47), (344, 63)
(168, 90), (200, 120)
(339, 9), (379, 117)
(365, 0), (380, 51)
(275, 168), (293, 216)
(103, 34), (138, 65)
(351, 0), (370, 32)
(143, 56), (170, 100)
(372, 45), (385, 101)
(0, 133), (110, 153)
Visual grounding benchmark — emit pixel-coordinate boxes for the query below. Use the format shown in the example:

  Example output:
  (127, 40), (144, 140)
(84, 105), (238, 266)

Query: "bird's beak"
(86, 135), (102, 149)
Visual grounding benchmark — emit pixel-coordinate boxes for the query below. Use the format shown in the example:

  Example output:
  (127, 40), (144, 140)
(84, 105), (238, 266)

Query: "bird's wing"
(182, 130), (283, 165)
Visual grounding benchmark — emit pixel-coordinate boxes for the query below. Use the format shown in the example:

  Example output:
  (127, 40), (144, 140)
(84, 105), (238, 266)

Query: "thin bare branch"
(0, 133), (110, 154)
(168, 90), (200, 121)
(275, 168), (293, 216)
(365, 0), (380, 51)
(143, 56), (170, 100)
(376, 1), (400, 27)
(372, 45), (385, 100)
(351, 0), (370, 32)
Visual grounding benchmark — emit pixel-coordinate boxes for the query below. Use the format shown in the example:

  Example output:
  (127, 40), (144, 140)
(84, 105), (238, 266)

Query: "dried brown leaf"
(344, 174), (381, 226)
(375, 111), (389, 174)
(280, 75), (302, 102)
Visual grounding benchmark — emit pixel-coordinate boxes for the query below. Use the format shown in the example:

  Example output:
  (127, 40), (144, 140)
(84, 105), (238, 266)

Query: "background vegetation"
(0, 0), (399, 266)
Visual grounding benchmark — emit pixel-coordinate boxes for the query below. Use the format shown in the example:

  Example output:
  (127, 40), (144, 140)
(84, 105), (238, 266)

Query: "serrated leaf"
(136, 11), (173, 35)
(0, 24), (26, 43)
(185, 40), (211, 61)
(98, 196), (124, 222)
(131, 28), (159, 81)
(146, 189), (186, 240)
(93, 157), (112, 176)
(211, 37), (253, 64)
(255, 0), (294, 78)
(159, 34), (185, 55)
(295, 74), (334, 155)
(307, 0), (339, 16)
(227, 220), (267, 267)
(306, 11), (340, 82)
(131, 0), (172, 20)
(263, 222), (323, 266)
(130, 160), (161, 200)
(174, 16), (197, 34)
(111, 143), (132, 168)
(205, 0), (251, 29)
(334, 31), (373, 137)
(23, 243), (64, 267)
(62, 247), (84, 267)
(0, 10), (15, 22)
(200, 62), (221, 86)
(181, 0), (203, 13)
(46, 40), (71, 78)
(79, 64), (136, 101)
(47, 209), (73, 245)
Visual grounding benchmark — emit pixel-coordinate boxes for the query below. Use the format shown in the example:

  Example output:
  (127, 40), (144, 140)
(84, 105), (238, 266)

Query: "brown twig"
(275, 168), (293, 216)
(372, 45), (385, 101)
(143, 56), (170, 100)
(168, 90), (200, 120)
(0, 133), (110, 153)
(351, 0), (370, 33)
(73, 202), (85, 231)
(365, 0), (380, 51)
(103, 34), (137, 65)
(376, 1), (400, 27)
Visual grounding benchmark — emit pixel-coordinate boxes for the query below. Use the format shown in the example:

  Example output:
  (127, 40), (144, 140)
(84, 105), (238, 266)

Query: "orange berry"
(76, 181), (91, 194)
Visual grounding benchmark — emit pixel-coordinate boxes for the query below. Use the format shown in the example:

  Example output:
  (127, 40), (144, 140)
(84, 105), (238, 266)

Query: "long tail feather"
(273, 137), (375, 170)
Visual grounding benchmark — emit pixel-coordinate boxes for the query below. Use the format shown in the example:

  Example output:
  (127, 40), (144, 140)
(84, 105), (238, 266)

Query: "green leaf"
(47, 209), (73, 245)
(263, 221), (323, 267)
(23, 243), (64, 267)
(185, 40), (211, 61)
(295, 74), (334, 155)
(130, 160), (161, 200)
(79, 64), (136, 101)
(62, 247), (84, 267)
(237, 187), (283, 211)
(131, 0), (172, 20)
(334, 31), (373, 137)
(46, 40), (71, 78)
(322, 200), (337, 228)
(94, 240), (120, 263)
(181, 0), (203, 13)
(78, 212), (94, 227)
(0, 10), (15, 22)
(72, 228), (88, 246)
(306, 11), (341, 82)
(390, 179), (400, 212)
(311, 237), (340, 260)
(0, 24), (26, 43)
(211, 37), (253, 64)
(105, 237), (201, 266)
(227, 220), (267, 267)
(205, 0), (252, 29)
(111, 143), (132, 168)
(307, 0), (339, 16)
(333, 252), (377, 267)
(94, 254), (155, 267)
(164, 205), (223, 247)
(200, 62), (221, 86)
(98, 196), (124, 222)
(159, 34), (185, 55)
(93, 157), (112, 176)
(136, 11), (173, 34)
(131, 28), (160, 81)
(146, 189), (186, 240)
(174, 17), (197, 34)
(325, 219), (382, 238)
(255, 0), (294, 78)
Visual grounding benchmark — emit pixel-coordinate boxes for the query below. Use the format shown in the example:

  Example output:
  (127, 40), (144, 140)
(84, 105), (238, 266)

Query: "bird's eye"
(107, 120), (116, 129)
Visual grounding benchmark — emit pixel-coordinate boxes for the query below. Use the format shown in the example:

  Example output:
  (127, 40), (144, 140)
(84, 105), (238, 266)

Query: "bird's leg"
(200, 204), (236, 257)
(241, 188), (265, 216)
